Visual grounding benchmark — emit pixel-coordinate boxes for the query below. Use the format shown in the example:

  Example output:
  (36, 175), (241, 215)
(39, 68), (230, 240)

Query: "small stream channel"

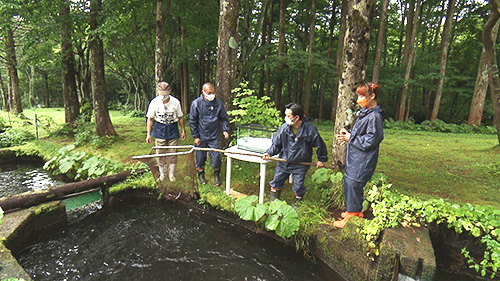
(0, 161), (64, 197)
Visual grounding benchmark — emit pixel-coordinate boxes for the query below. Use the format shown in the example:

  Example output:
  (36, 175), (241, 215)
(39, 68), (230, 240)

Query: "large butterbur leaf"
(266, 203), (300, 238)
(234, 195), (267, 221)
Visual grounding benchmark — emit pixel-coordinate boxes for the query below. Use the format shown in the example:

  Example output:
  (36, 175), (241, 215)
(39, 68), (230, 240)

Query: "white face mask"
(206, 94), (215, 101)
(161, 94), (169, 101)
(285, 116), (296, 126)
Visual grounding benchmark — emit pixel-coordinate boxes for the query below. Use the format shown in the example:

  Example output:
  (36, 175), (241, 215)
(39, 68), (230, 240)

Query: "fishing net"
(133, 145), (198, 201)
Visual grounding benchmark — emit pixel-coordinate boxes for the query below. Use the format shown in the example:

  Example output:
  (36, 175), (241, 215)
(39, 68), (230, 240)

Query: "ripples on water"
(0, 162), (64, 197)
(17, 200), (343, 281)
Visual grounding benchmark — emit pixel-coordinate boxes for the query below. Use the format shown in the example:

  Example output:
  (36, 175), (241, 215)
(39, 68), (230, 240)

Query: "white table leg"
(259, 163), (266, 204)
(226, 156), (232, 195)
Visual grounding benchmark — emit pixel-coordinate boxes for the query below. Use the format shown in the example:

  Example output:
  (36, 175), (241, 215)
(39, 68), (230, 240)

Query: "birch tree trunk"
(265, 0), (275, 98)
(468, 20), (499, 126)
(483, 0), (500, 144)
(332, 0), (375, 169)
(274, 0), (286, 109)
(60, 0), (80, 125)
(4, 26), (22, 114)
(89, 0), (117, 136)
(429, 0), (456, 121)
(155, 0), (165, 83)
(215, 0), (238, 112)
(330, 0), (347, 122)
(372, 0), (389, 83)
(304, 0), (316, 117)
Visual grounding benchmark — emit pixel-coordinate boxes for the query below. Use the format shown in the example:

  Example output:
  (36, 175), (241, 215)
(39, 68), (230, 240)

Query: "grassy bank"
(13, 108), (500, 210)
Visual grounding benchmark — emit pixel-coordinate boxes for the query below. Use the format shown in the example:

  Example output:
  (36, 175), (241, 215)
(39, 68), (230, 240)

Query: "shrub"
(0, 127), (35, 148)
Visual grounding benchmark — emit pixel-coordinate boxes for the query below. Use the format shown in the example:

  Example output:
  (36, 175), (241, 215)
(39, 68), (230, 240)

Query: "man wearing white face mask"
(146, 82), (186, 182)
(189, 82), (229, 186)
(262, 103), (327, 204)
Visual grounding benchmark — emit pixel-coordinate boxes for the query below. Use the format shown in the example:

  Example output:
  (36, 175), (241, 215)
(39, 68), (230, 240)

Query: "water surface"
(17, 199), (343, 281)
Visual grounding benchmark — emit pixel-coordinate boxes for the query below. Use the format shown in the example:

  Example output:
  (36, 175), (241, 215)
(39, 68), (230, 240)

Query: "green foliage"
(234, 195), (267, 221)
(0, 115), (7, 131)
(362, 182), (500, 278)
(0, 127), (35, 148)
(384, 118), (497, 135)
(43, 144), (124, 180)
(311, 168), (345, 210)
(73, 116), (115, 148)
(234, 195), (300, 239)
(227, 82), (281, 128)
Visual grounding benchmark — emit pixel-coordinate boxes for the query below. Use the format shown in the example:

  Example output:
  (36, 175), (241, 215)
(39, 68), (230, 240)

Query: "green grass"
(11, 108), (500, 210)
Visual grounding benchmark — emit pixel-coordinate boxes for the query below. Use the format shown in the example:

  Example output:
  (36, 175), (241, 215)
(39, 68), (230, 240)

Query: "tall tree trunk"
(330, 0), (348, 122)
(198, 49), (206, 96)
(178, 21), (189, 113)
(155, 0), (166, 83)
(274, 0), (286, 109)
(60, 0), (80, 124)
(372, 0), (389, 83)
(395, 0), (406, 67)
(4, 26), (22, 114)
(319, 2), (337, 120)
(468, 20), (500, 126)
(89, 0), (117, 136)
(258, 0), (269, 98)
(394, 0), (421, 121)
(41, 71), (50, 108)
(28, 66), (35, 108)
(483, 0), (500, 144)
(304, 0), (316, 117)
(429, 0), (456, 121)
(265, 0), (275, 98)
(215, 0), (239, 112)
(296, 27), (307, 104)
(0, 67), (8, 111)
(332, 0), (375, 169)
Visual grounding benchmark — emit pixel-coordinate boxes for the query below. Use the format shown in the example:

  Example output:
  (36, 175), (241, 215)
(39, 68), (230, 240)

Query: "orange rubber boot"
(333, 212), (363, 228)
(341, 211), (364, 219)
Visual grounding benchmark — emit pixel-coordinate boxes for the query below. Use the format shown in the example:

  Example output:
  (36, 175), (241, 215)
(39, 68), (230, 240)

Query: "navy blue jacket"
(345, 105), (385, 183)
(265, 117), (328, 165)
(189, 95), (229, 141)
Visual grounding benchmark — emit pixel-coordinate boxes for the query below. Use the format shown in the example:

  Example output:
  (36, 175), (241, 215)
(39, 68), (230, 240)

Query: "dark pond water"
(16, 199), (344, 281)
(0, 161), (64, 197)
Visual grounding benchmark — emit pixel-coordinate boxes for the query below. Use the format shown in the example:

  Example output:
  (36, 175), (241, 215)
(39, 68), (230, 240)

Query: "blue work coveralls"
(189, 95), (229, 169)
(344, 105), (385, 212)
(265, 117), (328, 198)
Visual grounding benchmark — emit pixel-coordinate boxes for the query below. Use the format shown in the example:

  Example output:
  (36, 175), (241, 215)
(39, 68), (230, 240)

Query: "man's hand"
(262, 153), (270, 160)
(181, 131), (186, 141)
(316, 161), (324, 168)
(336, 128), (351, 144)
(194, 138), (201, 145)
(223, 131), (229, 139)
(146, 135), (152, 144)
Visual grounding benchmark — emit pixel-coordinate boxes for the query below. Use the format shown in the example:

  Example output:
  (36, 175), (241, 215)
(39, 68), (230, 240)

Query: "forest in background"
(0, 0), (499, 128)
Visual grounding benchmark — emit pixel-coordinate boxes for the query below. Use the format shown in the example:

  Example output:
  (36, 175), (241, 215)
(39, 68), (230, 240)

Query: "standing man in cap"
(189, 82), (229, 186)
(146, 81), (186, 182)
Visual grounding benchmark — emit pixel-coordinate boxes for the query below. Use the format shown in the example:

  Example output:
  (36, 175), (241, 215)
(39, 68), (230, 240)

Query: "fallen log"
(0, 169), (146, 212)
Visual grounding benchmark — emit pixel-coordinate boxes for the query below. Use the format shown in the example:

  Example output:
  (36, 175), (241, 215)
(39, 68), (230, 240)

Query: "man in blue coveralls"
(262, 103), (328, 203)
(189, 82), (229, 186)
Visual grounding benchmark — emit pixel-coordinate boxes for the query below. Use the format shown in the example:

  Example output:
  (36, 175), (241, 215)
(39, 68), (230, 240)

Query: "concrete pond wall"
(0, 188), (439, 281)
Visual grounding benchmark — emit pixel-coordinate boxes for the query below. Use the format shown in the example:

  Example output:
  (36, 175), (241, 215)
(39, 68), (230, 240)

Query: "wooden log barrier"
(0, 169), (146, 212)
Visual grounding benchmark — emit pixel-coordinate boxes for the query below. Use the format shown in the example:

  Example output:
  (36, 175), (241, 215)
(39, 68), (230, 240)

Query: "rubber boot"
(168, 163), (176, 182)
(214, 169), (222, 186)
(197, 170), (207, 184)
(158, 165), (167, 182)
(333, 212), (363, 228)
(293, 196), (303, 210)
(341, 211), (364, 219)
(269, 188), (281, 202)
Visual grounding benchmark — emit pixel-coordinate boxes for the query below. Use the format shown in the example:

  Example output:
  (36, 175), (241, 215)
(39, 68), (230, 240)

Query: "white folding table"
(224, 145), (271, 204)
